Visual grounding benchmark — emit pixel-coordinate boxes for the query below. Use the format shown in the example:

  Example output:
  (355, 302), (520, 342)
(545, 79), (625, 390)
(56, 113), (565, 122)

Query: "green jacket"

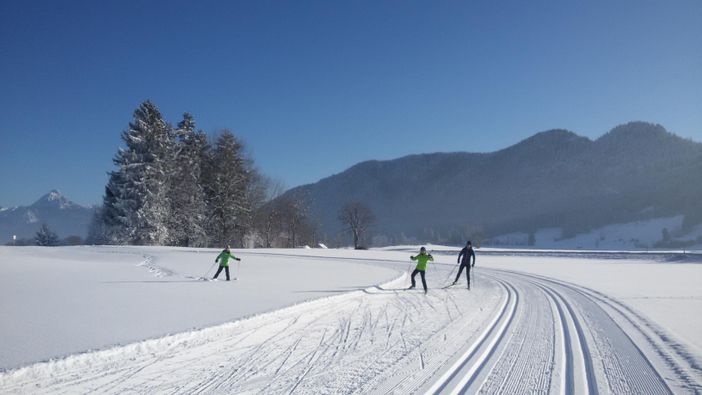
(411, 252), (434, 271)
(216, 250), (238, 267)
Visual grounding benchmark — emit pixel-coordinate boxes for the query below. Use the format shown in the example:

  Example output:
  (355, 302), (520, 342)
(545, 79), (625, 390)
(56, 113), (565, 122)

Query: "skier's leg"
(213, 266), (223, 279)
(454, 264), (465, 284)
(225, 266), (230, 281)
(466, 266), (471, 289)
(410, 269), (418, 288)
(420, 270), (427, 292)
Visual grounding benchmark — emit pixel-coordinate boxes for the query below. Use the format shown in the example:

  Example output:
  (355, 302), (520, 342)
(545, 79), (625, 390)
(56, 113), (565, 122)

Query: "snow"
(0, 246), (398, 370)
(24, 209), (39, 223)
(1, 246), (701, 393)
(482, 255), (702, 355)
(490, 216), (695, 249)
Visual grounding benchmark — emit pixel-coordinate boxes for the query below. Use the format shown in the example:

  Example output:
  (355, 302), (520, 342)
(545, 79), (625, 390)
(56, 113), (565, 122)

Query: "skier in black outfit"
(453, 241), (476, 289)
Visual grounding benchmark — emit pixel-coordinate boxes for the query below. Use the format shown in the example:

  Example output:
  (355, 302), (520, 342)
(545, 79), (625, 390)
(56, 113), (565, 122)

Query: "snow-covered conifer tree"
(166, 113), (209, 246)
(100, 100), (173, 245)
(35, 223), (59, 246)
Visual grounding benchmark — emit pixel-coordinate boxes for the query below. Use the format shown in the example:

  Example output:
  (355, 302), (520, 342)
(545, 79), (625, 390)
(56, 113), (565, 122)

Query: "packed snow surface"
(1, 246), (701, 394)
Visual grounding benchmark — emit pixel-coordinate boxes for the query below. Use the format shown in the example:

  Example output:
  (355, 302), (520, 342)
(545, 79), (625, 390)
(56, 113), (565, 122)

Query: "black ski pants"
(214, 265), (230, 281)
(411, 269), (427, 291)
(454, 263), (471, 287)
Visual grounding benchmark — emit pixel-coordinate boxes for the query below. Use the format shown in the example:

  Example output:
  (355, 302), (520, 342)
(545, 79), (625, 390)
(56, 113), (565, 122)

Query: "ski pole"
(203, 261), (217, 279)
(442, 263), (458, 286)
(470, 265), (475, 288)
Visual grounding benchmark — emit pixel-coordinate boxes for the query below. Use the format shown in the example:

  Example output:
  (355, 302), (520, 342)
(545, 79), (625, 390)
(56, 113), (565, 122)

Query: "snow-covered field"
(490, 215), (702, 250)
(1, 246), (701, 394)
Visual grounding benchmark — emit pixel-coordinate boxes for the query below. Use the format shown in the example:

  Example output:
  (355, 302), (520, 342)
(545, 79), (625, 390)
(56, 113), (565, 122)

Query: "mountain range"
(281, 122), (702, 246)
(0, 190), (95, 243)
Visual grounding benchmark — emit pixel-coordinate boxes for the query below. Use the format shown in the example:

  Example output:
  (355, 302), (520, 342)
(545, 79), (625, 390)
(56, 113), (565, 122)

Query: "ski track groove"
(481, 276), (554, 395)
(531, 281), (577, 394)
(527, 271), (702, 393)
(494, 269), (676, 395)
(454, 278), (520, 393)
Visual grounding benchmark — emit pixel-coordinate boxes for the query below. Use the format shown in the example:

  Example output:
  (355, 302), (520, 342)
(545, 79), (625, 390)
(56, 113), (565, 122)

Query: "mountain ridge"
(0, 190), (94, 243)
(281, 121), (702, 246)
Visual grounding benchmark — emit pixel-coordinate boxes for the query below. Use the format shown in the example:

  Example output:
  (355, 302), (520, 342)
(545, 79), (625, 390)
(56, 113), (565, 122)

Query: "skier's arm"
(457, 249), (465, 263)
(215, 252), (221, 263)
(410, 255), (417, 261)
(471, 250), (476, 267)
(428, 254), (435, 264)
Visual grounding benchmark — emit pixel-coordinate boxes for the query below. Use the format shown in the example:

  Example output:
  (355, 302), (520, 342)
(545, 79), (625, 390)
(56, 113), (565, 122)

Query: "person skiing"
(213, 245), (240, 281)
(409, 246), (434, 293)
(453, 240), (476, 289)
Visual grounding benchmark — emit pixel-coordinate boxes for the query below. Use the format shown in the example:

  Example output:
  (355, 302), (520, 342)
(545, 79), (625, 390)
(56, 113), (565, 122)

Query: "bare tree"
(249, 175), (288, 248)
(338, 201), (376, 249)
(273, 194), (320, 248)
(254, 203), (282, 248)
(279, 196), (307, 248)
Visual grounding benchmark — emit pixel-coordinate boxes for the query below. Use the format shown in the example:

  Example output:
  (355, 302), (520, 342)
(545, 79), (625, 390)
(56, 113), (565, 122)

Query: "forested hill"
(281, 122), (702, 245)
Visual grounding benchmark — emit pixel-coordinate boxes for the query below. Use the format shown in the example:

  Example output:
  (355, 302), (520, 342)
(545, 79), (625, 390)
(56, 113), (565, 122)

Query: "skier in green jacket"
(213, 245), (240, 281)
(409, 246), (434, 293)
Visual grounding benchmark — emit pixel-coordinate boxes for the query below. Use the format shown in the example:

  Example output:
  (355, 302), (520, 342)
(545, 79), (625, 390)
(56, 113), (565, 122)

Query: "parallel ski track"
(420, 267), (686, 395)
(2, 261), (697, 394)
(501, 269), (701, 394)
(424, 276), (518, 394)
(487, 268), (675, 394)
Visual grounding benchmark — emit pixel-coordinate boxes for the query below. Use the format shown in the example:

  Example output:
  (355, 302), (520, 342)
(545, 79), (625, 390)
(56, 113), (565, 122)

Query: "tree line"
(11, 100), (377, 248)
(87, 100), (326, 248)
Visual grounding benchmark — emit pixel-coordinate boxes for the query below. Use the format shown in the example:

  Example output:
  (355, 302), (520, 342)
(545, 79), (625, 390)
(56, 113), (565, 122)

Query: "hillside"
(0, 190), (94, 243)
(282, 122), (702, 246)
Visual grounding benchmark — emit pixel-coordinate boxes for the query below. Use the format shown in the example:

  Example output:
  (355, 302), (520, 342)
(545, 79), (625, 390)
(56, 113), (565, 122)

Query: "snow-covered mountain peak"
(32, 190), (75, 210)
(47, 190), (62, 201)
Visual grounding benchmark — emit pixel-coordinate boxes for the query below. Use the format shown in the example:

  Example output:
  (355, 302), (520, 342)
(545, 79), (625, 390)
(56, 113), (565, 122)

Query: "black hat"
(466, 241), (472, 246)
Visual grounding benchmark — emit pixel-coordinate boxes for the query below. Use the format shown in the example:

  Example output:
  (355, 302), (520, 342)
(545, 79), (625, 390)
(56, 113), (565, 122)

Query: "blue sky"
(1, 0), (701, 207)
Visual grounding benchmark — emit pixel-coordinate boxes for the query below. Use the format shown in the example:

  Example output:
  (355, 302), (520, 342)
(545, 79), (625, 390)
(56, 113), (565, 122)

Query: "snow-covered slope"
(1, 247), (700, 393)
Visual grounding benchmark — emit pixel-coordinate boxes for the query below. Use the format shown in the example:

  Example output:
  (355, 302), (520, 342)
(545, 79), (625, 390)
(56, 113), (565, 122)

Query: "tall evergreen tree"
(205, 130), (250, 246)
(101, 100), (173, 245)
(167, 113), (209, 246)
